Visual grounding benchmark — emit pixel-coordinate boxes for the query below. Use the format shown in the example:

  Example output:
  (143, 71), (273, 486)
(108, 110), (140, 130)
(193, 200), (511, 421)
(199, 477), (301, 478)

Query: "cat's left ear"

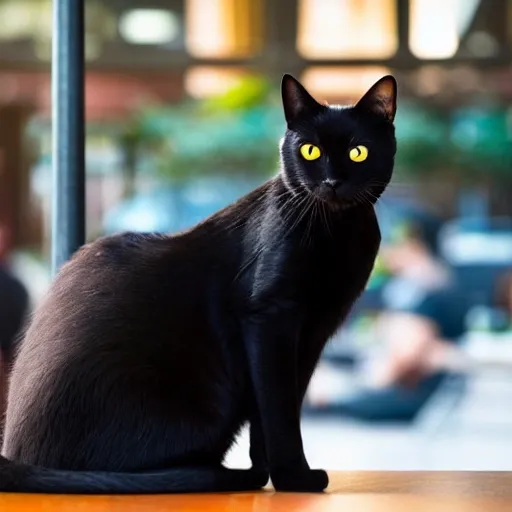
(281, 74), (322, 126)
(355, 75), (397, 122)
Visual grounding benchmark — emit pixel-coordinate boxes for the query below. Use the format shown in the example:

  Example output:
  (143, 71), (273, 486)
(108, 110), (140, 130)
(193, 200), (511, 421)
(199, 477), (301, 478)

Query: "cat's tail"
(0, 455), (268, 494)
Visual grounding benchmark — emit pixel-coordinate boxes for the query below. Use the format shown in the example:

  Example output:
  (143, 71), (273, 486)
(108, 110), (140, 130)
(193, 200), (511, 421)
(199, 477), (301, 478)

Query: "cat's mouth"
(307, 182), (377, 210)
(307, 183), (354, 210)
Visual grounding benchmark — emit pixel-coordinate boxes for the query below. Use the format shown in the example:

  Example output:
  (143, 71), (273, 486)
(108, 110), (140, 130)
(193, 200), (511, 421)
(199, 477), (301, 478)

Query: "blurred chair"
(412, 216), (512, 433)
(414, 372), (469, 435)
(438, 217), (512, 307)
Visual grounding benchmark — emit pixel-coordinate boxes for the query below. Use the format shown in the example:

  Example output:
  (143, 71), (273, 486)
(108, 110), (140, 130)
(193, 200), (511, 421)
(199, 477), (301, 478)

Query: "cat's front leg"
(243, 301), (328, 493)
(249, 413), (267, 472)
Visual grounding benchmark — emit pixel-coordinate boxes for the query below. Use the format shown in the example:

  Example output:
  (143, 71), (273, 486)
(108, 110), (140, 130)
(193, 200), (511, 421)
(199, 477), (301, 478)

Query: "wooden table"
(1, 472), (512, 511)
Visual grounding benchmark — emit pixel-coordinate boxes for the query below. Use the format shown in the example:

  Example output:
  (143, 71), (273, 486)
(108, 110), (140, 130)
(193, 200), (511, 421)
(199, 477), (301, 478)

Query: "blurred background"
(1, 0), (512, 470)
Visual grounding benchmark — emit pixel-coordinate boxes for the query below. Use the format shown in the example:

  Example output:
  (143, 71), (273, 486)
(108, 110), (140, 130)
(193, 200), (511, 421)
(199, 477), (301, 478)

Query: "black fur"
(0, 74), (397, 494)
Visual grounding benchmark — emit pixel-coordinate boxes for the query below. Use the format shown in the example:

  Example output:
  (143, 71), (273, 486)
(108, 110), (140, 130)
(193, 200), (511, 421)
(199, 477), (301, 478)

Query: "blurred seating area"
(306, 209), (512, 400)
(1, 0), (512, 470)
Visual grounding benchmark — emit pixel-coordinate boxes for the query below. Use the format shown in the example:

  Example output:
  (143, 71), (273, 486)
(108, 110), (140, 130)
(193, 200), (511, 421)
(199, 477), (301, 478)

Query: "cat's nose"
(323, 179), (340, 190)
(317, 179), (340, 201)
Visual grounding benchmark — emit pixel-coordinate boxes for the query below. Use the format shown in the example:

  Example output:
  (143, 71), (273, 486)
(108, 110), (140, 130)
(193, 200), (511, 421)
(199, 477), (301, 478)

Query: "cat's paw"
(271, 468), (328, 493)
(252, 468), (270, 488)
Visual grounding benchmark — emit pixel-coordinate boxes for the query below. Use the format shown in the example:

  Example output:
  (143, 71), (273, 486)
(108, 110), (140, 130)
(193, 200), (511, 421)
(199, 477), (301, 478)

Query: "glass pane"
(301, 66), (392, 102)
(409, 0), (482, 59)
(184, 66), (248, 98)
(297, 0), (397, 59)
(119, 9), (181, 46)
(0, 1), (36, 41)
(186, 0), (263, 58)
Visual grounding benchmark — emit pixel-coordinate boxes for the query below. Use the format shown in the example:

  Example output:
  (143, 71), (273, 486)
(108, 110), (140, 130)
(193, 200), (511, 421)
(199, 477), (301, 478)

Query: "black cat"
(0, 73), (397, 494)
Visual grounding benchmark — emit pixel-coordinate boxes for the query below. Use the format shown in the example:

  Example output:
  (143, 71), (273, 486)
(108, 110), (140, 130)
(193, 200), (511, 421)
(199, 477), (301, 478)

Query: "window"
(297, 0), (397, 59)
(301, 66), (392, 102)
(186, 0), (263, 58)
(184, 66), (248, 98)
(409, 0), (481, 59)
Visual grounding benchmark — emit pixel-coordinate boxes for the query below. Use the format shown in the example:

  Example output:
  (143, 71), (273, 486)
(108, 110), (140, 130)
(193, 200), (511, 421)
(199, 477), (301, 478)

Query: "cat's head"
(279, 74), (397, 210)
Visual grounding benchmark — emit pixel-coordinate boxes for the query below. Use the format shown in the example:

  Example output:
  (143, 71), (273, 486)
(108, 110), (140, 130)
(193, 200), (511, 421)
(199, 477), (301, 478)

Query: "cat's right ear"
(281, 74), (322, 126)
(355, 75), (397, 122)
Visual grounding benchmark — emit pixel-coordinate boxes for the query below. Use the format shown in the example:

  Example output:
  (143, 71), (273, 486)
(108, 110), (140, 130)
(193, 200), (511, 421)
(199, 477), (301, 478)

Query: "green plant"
(123, 75), (284, 184)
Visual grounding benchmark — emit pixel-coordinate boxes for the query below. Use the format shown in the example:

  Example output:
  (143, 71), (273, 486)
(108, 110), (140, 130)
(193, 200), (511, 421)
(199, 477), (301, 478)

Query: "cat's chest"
(304, 239), (374, 298)
(296, 215), (380, 311)
(293, 234), (378, 344)
(240, 208), (380, 315)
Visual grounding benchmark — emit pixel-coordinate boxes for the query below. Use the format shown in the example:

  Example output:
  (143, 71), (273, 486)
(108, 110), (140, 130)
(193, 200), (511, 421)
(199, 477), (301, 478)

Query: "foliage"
(395, 100), (512, 182)
(121, 75), (284, 183)
(118, 77), (512, 185)
(450, 105), (512, 180)
(394, 101), (452, 174)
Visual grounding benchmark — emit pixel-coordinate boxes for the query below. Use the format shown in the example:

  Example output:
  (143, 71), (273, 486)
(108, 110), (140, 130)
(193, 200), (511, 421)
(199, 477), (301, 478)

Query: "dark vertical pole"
(396, 0), (412, 59)
(51, 0), (86, 276)
(263, 0), (301, 80)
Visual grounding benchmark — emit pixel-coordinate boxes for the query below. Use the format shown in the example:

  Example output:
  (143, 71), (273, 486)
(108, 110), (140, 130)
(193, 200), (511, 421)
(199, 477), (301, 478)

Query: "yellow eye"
(300, 143), (321, 161)
(349, 145), (369, 162)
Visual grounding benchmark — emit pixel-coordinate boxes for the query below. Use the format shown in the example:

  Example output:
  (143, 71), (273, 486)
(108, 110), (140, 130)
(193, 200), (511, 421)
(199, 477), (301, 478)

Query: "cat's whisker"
(311, 202), (320, 246)
(200, 184), (310, 239)
(364, 191), (377, 205)
(287, 197), (312, 235)
(322, 203), (333, 239)
(214, 188), (299, 236)
(300, 208), (311, 247)
(279, 196), (308, 230)
(367, 194), (395, 228)
(364, 190), (380, 202)
(366, 189), (390, 210)
(308, 200), (319, 246)
(280, 192), (311, 229)
(301, 200), (317, 247)
(353, 191), (363, 207)
(355, 191), (373, 209)
(219, 188), (306, 237)
(286, 195), (315, 242)
(318, 202), (326, 237)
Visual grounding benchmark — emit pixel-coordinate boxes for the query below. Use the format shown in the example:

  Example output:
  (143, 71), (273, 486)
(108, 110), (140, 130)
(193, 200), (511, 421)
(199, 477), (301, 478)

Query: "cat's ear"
(281, 74), (322, 125)
(355, 75), (397, 122)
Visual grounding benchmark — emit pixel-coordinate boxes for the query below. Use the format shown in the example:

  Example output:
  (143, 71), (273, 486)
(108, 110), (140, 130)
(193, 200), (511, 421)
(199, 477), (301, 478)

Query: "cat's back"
(6, 183), (271, 433)
(57, 230), (212, 298)
(9, 231), (217, 381)
(75, 231), (183, 273)
(3, 231), (243, 466)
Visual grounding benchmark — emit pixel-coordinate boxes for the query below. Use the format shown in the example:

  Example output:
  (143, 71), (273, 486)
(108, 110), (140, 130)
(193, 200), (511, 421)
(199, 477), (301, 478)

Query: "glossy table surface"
(2, 471), (512, 511)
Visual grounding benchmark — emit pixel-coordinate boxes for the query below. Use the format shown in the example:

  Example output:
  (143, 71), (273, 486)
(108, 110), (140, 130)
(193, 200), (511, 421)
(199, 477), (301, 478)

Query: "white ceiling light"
(119, 9), (179, 45)
(409, 0), (467, 59)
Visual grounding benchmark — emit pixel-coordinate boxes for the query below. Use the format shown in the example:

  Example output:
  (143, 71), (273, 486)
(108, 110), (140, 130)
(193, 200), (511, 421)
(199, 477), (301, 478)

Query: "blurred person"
(307, 220), (470, 422)
(369, 223), (468, 387)
(494, 270), (512, 330)
(0, 225), (29, 437)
